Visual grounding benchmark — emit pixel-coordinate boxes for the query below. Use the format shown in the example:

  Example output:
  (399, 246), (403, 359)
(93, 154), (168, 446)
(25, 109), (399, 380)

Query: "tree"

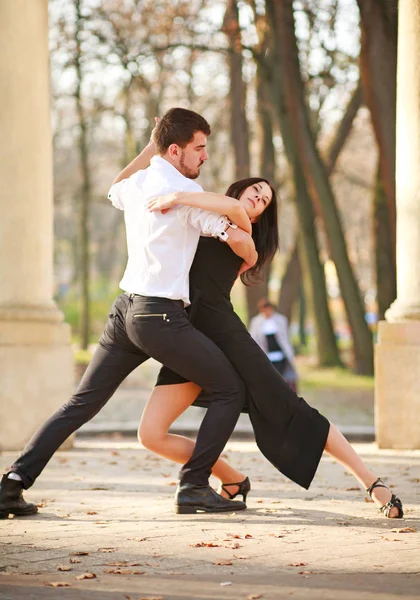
(268, 0), (373, 374)
(357, 0), (398, 316)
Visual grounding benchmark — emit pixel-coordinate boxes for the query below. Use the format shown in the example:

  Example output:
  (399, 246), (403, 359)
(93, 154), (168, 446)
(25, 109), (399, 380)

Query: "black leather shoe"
(175, 483), (246, 514)
(0, 475), (38, 519)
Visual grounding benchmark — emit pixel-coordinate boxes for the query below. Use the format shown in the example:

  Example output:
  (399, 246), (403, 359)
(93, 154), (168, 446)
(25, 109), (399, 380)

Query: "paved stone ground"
(1, 438), (419, 599)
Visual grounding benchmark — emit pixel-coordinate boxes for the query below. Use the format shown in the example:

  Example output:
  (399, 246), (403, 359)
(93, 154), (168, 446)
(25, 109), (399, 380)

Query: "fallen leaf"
(56, 564), (72, 571)
(94, 521), (108, 524)
(89, 487), (109, 491)
(213, 560), (233, 566)
(269, 534), (285, 538)
(71, 551), (90, 556)
(233, 555), (250, 559)
(111, 450), (119, 456)
(224, 542), (241, 549)
(288, 562), (308, 567)
(244, 534), (253, 539)
(247, 595), (263, 600)
(75, 572), (96, 580)
(103, 568), (144, 575)
(298, 571), (314, 575)
(391, 527), (416, 533)
(345, 487), (360, 491)
(98, 547), (117, 552)
(165, 481), (177, 486)
(44, 582), (72, 587)
(190, 542), (221, 548)
(69, 558), (81, 564)
(128, 537), (147, 542)
(86, 511), (98, 515)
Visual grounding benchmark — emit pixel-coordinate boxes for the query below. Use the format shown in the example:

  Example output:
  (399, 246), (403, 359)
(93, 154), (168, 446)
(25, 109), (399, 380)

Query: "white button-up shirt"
(108, 156), (227, 306)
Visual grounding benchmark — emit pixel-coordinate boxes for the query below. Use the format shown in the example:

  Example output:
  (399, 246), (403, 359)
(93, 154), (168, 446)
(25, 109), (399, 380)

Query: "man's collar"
(150, 155), (186, 180)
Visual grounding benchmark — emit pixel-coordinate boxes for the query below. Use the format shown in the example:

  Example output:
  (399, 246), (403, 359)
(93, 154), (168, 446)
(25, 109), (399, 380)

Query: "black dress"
(156, 237), (330, 489)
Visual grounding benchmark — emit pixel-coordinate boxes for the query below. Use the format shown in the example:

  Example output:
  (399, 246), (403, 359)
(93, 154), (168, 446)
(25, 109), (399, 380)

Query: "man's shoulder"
(275, 312), (288, 325)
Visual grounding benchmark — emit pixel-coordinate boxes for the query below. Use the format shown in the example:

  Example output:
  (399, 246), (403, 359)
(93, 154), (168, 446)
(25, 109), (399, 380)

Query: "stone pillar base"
(0, 317), (74, 451)
(375, 321), (420, 449)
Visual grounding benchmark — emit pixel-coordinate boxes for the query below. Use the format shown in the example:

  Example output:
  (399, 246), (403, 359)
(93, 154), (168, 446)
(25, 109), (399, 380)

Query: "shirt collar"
(150, 155), (187, 182)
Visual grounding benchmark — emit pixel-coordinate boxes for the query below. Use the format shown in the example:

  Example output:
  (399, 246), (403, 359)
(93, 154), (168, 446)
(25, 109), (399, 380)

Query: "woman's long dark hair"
(225, 177), (279, 285)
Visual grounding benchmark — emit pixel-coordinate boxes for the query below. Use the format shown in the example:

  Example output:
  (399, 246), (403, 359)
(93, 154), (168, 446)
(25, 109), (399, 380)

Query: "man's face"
(176, 131), (209, 179)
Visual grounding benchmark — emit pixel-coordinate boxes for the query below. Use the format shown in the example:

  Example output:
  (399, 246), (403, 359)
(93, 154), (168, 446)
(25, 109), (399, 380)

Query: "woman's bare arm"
(224, 227), (258, 267)
(148, 191), (252, 235)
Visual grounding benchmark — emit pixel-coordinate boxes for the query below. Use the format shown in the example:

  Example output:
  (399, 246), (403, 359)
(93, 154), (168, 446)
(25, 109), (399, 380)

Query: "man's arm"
(112, 141), (156, 185)
(148, 191), (252, 235)
(111, 117), (159, 185)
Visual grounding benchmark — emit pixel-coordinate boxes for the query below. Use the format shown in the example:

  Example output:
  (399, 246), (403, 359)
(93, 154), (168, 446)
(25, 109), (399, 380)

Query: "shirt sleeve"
(178, 206), (229, 237)
(107, 179), (130, 210)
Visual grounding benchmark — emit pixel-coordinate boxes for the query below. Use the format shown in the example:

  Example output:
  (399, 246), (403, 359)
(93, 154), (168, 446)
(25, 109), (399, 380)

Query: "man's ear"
(168, 144), (180, 160)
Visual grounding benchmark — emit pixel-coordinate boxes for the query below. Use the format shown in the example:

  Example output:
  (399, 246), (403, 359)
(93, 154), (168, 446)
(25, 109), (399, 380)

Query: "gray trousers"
(12, 293), (245, 488)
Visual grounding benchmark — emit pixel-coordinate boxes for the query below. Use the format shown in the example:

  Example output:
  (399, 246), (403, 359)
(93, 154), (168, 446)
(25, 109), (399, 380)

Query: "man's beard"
(180, 151), (202, 179)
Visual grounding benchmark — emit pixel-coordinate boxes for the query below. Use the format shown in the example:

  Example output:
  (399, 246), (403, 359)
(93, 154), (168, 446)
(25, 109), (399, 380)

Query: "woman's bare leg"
(138, 383), (246, 495)
(325, 423), (399, 517)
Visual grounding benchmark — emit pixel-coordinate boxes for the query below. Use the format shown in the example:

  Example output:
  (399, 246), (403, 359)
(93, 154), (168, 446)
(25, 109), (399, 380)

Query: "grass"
(298, 361), (374, 391)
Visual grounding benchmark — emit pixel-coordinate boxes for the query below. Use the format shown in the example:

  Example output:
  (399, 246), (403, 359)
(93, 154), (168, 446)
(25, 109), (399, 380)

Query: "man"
(0, 108), (255, 517)
(249, 298), (298, 392)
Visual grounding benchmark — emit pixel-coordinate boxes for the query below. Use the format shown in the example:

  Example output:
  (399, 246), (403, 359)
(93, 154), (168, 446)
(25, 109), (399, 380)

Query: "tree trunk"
(357, 0), (397, 271)
(326, 81), (363, 175)
(373, 161), (396, 320)
(269, 0), (373, 374)
(264, 1), (341, 367)
(256, 62), (276, 183)
(245, 263), (271, 323)
(222, 0), (250, 181)
(224, 0), (267, 321)
(277, 240), (301, 323)
(74, 0), (91, 350)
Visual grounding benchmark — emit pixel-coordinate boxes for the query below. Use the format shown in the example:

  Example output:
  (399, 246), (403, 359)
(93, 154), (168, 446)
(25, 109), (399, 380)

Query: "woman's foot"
(366, 477), (403, 518)
(218, 477), (251, 503)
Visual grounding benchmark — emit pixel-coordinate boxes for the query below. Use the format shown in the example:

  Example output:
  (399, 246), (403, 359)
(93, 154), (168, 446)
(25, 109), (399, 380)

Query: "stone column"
(375, 0), (420, 448)
(0, 1), (73, 450)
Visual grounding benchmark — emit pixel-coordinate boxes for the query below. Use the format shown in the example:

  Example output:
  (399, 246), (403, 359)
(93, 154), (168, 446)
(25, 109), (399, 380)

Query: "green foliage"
(57, 279), (121, 343)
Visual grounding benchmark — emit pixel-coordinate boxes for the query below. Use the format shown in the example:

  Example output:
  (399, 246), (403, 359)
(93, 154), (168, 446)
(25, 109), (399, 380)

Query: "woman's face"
(238, 181), (273, 222)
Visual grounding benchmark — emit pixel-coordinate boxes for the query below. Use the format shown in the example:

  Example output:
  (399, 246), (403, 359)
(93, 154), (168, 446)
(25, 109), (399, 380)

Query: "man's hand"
(148, 192), (180, 213)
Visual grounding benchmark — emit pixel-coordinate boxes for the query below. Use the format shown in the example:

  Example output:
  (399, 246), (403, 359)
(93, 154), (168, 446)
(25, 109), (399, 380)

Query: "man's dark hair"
(154, 108), (211, 154)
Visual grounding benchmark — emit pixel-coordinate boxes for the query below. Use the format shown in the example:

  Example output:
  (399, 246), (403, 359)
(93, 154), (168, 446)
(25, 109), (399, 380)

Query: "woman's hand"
(147, 192), (180, 213)
(149, 116), (159, 149)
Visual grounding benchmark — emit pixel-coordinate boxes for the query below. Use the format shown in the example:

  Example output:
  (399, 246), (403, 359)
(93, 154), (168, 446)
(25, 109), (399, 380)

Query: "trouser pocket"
(133, 313), (170, 322)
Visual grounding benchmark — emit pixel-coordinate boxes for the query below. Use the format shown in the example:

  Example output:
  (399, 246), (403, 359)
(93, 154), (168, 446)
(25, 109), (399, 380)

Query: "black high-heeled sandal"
(366, 477), (404, 518)
(220, 477), (251, 503)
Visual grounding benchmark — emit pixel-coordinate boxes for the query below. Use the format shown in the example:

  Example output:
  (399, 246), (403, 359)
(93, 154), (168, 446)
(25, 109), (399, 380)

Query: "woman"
(140, 177), (403, 519)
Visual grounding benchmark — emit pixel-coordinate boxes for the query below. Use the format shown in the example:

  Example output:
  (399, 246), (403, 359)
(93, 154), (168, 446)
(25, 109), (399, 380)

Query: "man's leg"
(0, 296), (148, 518)
(125, 297), (246, 487)
(10, 343), (146, 489)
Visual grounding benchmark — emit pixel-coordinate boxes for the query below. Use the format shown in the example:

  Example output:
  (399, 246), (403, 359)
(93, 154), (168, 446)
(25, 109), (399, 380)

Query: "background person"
(249, 298), (298, 392)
